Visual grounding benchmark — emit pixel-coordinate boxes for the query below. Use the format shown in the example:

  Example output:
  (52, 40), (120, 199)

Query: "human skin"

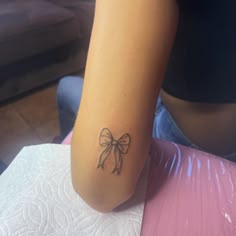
(71, 0), (178, 212)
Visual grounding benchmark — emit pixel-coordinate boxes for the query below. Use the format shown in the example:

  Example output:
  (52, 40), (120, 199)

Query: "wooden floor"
(0, 83), (59, 167)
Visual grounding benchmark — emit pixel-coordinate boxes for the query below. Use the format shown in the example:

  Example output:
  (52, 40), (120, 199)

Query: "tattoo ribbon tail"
(112, 148), (122, 175)
(97, 163), (104, 169)
(112, 168), (120, 175)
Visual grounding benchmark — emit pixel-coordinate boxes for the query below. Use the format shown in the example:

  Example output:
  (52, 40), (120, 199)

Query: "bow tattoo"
(97, 128), (131, 175)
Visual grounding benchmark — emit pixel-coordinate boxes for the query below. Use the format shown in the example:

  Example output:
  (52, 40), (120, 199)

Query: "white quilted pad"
(0, 144), (148, 236)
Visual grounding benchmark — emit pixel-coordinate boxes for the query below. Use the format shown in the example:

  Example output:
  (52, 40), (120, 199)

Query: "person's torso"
(161, 0), (236, 157)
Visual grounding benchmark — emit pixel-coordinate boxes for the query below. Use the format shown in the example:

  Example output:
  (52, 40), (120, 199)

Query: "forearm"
(71, 0), (178, 212)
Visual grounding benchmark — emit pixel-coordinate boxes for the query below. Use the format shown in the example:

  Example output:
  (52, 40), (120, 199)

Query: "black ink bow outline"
(97, 128), (131, 175)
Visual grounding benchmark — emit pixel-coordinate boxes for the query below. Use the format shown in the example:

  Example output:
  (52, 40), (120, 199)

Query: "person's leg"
(57, 76), (84, 141)
(152, 97), (200, 149)
(152, 98), (236, 161)
(0, 160), (7, 175)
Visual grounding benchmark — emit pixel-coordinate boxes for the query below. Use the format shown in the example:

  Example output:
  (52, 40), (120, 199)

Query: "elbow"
(71, 178), (135, 213)
(91, 191), (134, 213)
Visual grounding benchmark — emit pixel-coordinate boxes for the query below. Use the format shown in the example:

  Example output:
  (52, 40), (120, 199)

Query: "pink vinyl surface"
(62, 131), (73, 145)
(142, 139), (236, 235)
(63, 132), (236, 235)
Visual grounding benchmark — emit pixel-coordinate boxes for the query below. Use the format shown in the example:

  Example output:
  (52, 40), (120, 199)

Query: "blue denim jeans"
(153, 98), (236, 162)
(153, 98), (200, 149)
(57, 76), (84, 140)
(57, 76), (236, 161)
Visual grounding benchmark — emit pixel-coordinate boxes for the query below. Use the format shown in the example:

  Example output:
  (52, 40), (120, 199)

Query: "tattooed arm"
(71, 0), (178, 212)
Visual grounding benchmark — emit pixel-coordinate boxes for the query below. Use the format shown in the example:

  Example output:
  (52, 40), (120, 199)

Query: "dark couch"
(0, 0), (95, 102)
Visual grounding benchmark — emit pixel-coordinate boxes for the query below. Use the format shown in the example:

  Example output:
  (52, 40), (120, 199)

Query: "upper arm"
(71, 0), (179, 212)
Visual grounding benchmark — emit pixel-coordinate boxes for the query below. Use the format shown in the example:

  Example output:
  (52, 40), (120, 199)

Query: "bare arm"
(71, 0), (178, 212)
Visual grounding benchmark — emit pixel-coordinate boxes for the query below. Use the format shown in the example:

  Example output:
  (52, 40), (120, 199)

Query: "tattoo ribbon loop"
(97, 128), (131, 175)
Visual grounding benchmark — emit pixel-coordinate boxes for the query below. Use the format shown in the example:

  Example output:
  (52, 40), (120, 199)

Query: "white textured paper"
(0, 144), (148, 236)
